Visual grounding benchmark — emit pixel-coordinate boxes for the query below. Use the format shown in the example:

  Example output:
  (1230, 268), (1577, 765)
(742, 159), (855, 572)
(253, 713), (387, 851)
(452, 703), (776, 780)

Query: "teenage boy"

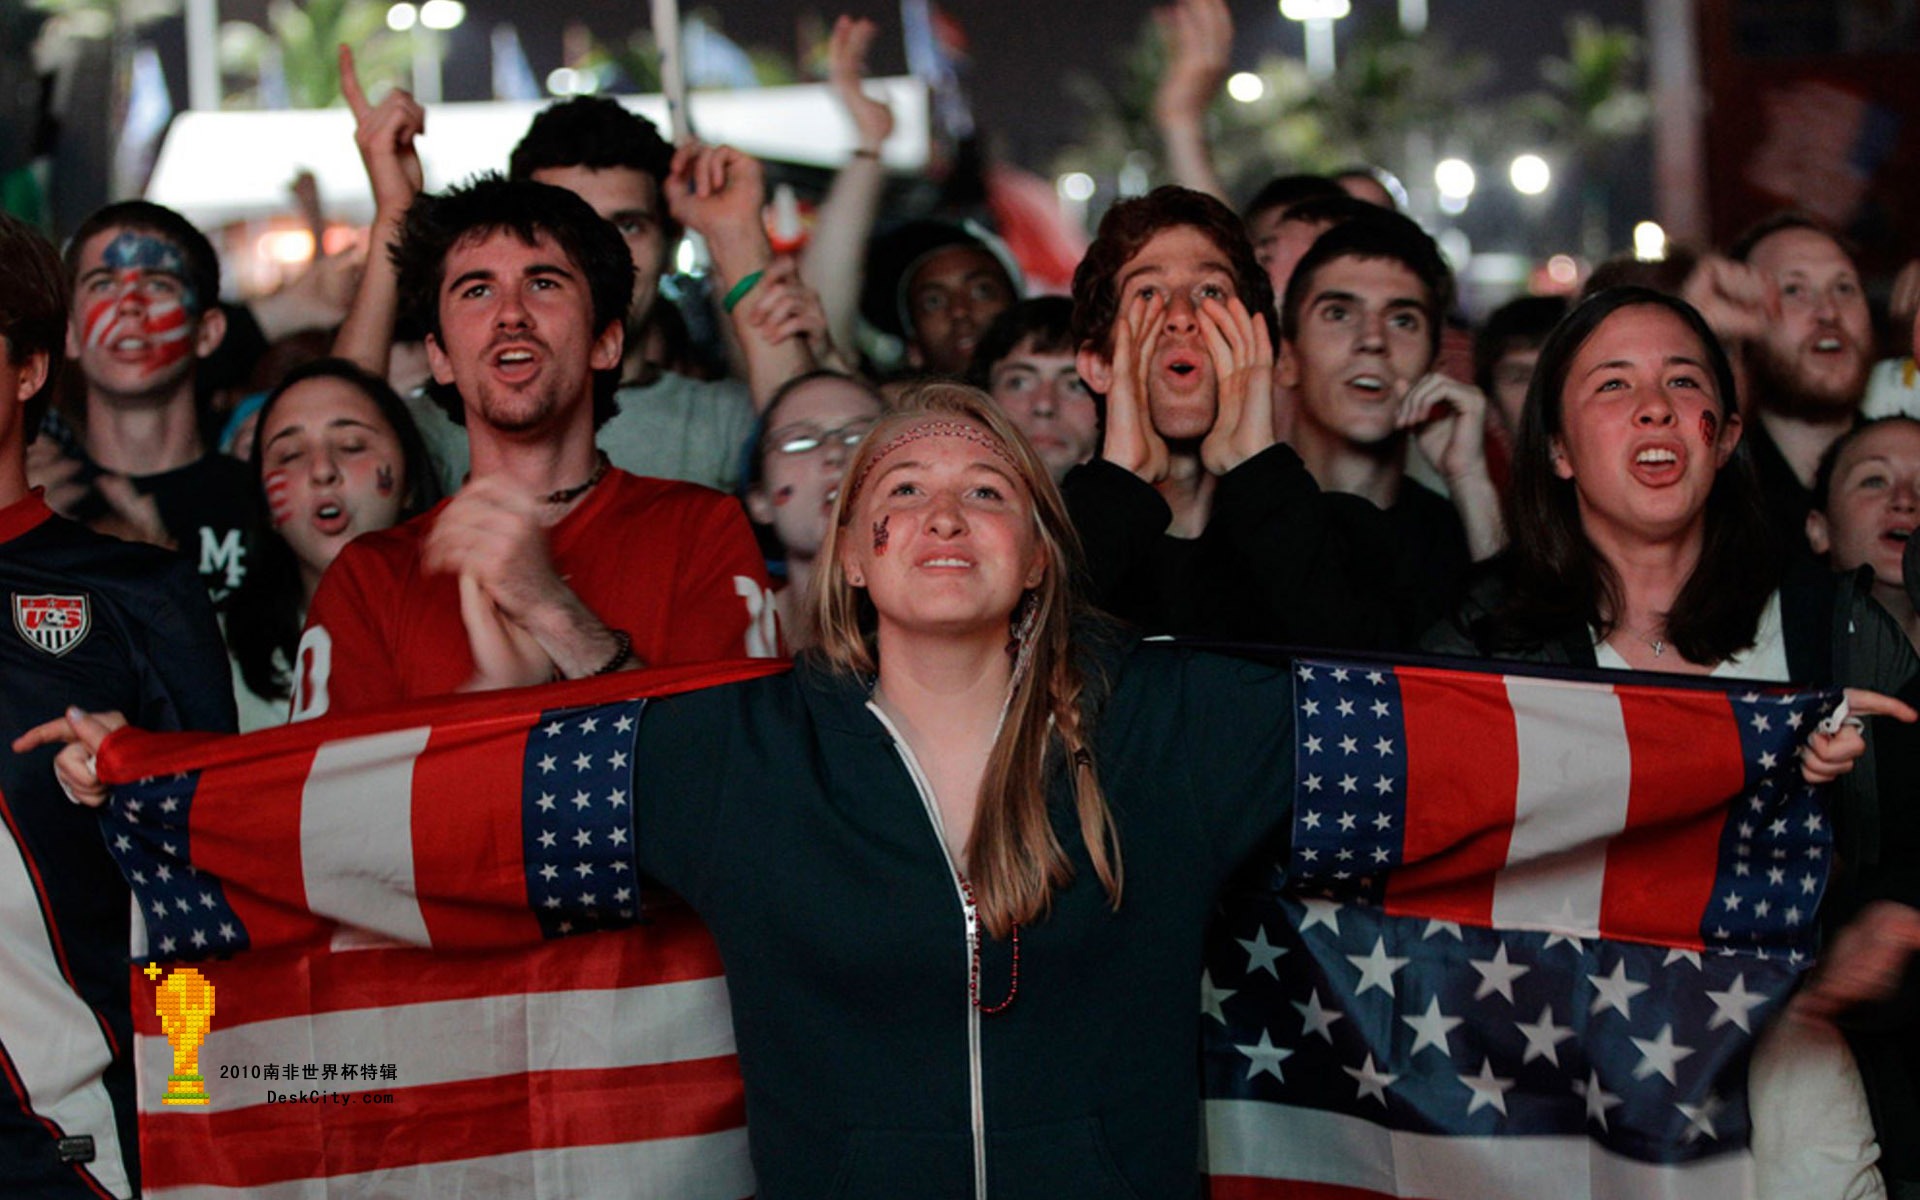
(33, 201), (257, 603)
(293, 177), (776, 720)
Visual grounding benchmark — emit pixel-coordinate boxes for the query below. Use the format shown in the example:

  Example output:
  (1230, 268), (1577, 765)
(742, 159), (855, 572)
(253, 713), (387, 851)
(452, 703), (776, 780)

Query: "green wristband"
(722, 269), (765, 315)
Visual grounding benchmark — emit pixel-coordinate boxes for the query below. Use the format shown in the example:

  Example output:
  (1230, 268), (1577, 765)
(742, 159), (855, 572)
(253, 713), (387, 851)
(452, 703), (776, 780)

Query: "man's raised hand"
(1199, 295), (1275, 476)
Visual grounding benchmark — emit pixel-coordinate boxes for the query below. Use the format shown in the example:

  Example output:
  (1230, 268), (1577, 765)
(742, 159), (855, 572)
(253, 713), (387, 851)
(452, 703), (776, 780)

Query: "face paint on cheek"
(1700, 410), (1719, 447)
(376, 463), (396, 497)
(82, 233), (199, 379)
(872, 514), (890, 555)
(771, 484), (795, 507)
(264, 471), (294, 527)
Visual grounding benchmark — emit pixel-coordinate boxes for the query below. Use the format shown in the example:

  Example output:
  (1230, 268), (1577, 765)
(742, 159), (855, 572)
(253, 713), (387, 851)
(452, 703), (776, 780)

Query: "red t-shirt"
(292, 469), (777, 719)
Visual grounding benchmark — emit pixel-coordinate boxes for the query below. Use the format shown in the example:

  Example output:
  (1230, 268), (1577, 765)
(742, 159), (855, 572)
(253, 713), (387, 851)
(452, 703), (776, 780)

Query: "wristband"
(722, 270), (765, 315)
(592, 629), (634, 676)
(851, 147), (881, 161)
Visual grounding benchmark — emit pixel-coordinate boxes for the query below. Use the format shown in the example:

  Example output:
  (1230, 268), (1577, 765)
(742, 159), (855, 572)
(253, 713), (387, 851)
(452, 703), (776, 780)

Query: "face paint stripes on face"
(1699, 410), (1718, 448)
(376, 463), (396, 496)
(872, 513), (891, 555)
(80, 232), (198, 377)
(264, 470), (294, 527)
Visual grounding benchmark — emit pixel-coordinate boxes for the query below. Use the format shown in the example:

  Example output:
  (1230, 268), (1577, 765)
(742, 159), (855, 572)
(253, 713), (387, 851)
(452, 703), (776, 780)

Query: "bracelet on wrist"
(851, 147), (881, 161)
(722, 270), (765, 315)
(591, 629), (634, 676)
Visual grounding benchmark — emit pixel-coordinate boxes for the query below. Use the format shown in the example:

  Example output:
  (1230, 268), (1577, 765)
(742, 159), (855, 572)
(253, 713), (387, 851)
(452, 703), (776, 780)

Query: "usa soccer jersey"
(0, 491), (235, 1198)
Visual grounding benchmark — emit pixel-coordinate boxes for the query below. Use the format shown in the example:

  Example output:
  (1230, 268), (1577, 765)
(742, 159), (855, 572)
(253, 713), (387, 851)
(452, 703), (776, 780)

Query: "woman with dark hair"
(225, 357), (442, 728)
(30, 380), (1886, 1199)
(1428, 286), (1920, 1198)
(740, 369), (884, 651)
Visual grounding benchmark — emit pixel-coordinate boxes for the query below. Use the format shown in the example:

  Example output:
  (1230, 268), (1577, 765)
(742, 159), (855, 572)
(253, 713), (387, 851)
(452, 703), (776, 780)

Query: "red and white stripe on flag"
(1380, 666), (1768, 949)
(130, 917), (751, 1198)
(98, 663), (789, 1199)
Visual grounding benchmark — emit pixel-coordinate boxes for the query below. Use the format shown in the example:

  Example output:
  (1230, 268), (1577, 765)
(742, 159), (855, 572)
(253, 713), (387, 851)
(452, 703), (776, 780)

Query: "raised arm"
(801, 15), (895, 355)
(330, 45), (426, 377)
(666, 142), (814, 410)
(1153, 0), (1232, 204)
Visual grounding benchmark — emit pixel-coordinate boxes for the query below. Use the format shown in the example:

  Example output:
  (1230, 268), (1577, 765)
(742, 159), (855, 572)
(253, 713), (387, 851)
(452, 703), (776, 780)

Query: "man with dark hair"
(1475, 294), (1568, 435)
(30, 200), (258, 603)
(294, 176), (776, 719)
(1277, 213), (1503, 619)
(334, 61), (806, 493)
(0, 212), (234, 1199)
(1063, 185), (1426, 648)
(1246, 189), (1373, 300)
(1244, 179), (1351, 283)
(863, 219), (1020, 376)
(967, 297), (1097, 483)
(1729, 212), (1875, 558)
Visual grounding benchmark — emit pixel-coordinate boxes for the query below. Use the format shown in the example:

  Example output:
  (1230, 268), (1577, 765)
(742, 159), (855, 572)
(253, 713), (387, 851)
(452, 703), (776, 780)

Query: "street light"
(420, 0), (464, 31)
(390, 0), (463, 103)
(1226, 72), (1265, 104)
(1634, 221), (1668, 262)
(1509, 154), (1551, 197)
(1434, 157), (1474, 215)
(1279, 0), (1350, 81)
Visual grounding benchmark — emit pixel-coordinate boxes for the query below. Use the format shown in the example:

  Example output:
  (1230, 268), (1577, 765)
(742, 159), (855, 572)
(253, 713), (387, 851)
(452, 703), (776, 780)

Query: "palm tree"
(1510, 15), (1650, 257)
(219, 0), (409, 109)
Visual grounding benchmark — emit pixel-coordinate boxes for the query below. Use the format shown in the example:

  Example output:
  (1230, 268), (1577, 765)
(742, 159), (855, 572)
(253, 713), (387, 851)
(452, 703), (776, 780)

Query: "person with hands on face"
(1065, 188), (1471, 649)
(291, 176), (777, 720)
(1281, 212), (1503, 574)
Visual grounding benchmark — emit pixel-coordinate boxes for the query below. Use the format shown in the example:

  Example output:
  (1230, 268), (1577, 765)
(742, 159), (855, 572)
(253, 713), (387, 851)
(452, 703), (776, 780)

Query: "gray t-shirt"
(408, 372), (758, 496)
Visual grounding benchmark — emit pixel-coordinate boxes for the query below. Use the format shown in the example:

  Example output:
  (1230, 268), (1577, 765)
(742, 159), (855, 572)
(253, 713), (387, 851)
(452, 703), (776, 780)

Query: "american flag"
(1203, 657), (1840, 1199)
(95, 661), (787, 1199)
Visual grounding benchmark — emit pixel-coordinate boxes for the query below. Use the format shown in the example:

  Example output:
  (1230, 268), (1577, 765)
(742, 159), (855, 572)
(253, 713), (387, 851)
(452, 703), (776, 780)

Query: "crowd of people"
(5, 3), (1920, 1197)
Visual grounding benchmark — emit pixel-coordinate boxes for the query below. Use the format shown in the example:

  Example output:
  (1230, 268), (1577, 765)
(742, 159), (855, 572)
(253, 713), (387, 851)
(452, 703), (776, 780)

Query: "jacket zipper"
(868, 701), (988, 1200)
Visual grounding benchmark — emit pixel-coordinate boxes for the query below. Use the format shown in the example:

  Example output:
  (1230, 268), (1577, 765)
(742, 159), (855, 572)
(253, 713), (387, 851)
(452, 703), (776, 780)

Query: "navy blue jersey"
(0, 493), (235, 1199)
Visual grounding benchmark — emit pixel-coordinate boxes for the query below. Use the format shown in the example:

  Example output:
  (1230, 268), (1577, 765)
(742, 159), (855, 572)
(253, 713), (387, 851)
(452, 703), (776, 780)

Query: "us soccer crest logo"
(13, 593), (91, 656)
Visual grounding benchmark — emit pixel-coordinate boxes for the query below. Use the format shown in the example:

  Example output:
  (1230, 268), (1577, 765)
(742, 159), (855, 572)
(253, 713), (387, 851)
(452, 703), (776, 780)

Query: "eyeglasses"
(767, 418), (877, 456)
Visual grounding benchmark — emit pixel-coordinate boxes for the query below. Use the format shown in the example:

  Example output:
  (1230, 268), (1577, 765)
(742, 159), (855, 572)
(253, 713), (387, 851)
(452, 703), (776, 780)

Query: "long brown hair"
(809, 381), (1119, 936)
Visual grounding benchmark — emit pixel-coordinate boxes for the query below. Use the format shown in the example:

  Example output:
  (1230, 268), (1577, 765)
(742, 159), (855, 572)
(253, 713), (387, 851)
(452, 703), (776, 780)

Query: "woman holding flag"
(1426, 285), (1920, 1198)
(23, 380), (1903, 1200)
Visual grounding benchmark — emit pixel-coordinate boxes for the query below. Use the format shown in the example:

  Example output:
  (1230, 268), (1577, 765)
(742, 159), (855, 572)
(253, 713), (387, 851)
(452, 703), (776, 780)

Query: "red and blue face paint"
(79, 232), (200, 379)
(1699, 409), (1719, 448)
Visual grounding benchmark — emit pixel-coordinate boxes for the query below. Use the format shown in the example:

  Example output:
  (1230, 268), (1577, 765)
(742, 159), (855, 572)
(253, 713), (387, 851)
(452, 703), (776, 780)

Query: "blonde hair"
(808, 381), (1120, 936)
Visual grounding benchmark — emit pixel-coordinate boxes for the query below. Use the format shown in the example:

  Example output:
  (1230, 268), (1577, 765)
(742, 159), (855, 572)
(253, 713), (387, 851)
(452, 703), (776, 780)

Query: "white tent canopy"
(145, 77), (929, 230)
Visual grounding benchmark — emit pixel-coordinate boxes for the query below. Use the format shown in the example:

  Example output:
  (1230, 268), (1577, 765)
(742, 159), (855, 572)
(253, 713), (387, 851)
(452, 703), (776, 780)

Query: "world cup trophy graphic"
(146, 964), (215, 1105)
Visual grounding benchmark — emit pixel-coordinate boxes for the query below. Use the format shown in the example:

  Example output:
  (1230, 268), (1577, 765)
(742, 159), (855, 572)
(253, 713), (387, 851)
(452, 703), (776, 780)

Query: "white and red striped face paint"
(263, 470), (294, 527)
(75, 231), (199, 381)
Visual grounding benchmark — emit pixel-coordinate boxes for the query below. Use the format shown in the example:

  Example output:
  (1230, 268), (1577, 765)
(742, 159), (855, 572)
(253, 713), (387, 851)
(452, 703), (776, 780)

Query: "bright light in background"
(1547, 254), (1579, 286)
(675, 239), (697, 275)
(1633, 220), (1668, 262)
(1280, 0), (1350, 18)
(1509, 154), (1550, 196)
(1436, 228), (1472, 272)
(385, 3), (417, 31)
(258, 229), (314, 266)
(420, 0), (465, 29)
(1057, 172), (1096, 203)
(1226, 72), (1265, 103)
(1434, 158), (1476, 199)
(546, 67), (599, 96)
